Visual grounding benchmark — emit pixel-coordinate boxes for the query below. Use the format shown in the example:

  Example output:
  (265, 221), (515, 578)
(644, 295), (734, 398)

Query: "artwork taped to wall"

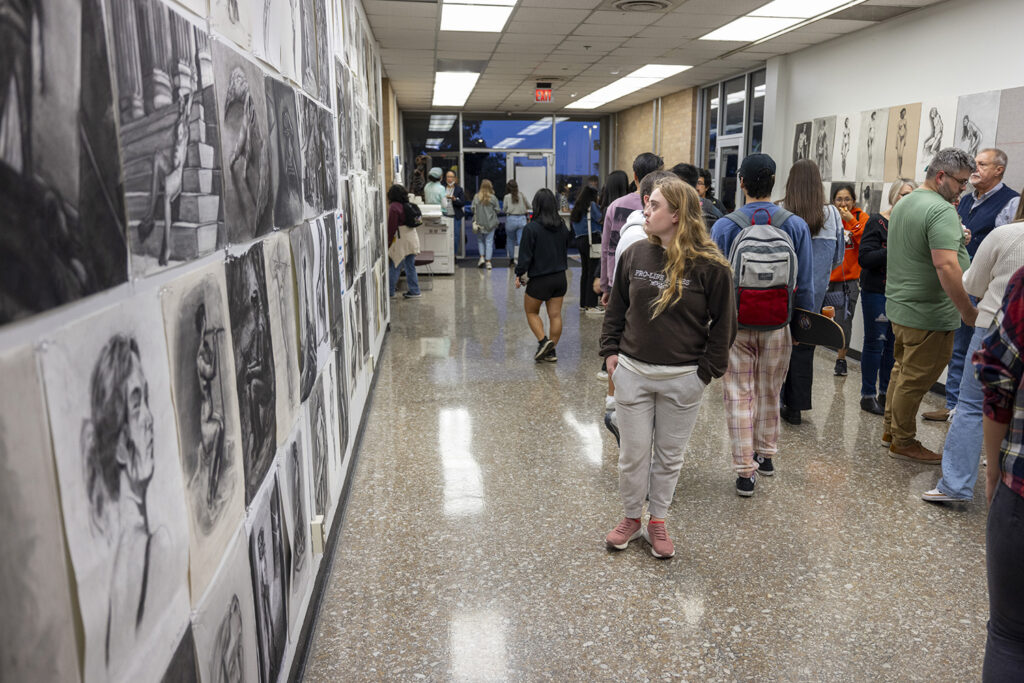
(225, 245), (278, 504)
(791, 121), (811, 164)
(323, 214), (345, 348)
(883, 103), (921, 183)
(810, 116), (836, 181)
(0, 347), (81, 683)
(108, 0), (224, 277)
(915, 99), (957, 182)
(954, 90), (1000, 159)
(192, 528), (260, 683)
(211, 0), (252, 51)
(858, 182), (884, 215)
(342, 0), (360, 78)
(344, 290), (362, 396)
(265, 76), (304, 229)
(344, 176), (363, 286)
(0, 0), (128, 325)
(160, 262), (246, 605)
(832, 113), (859, 182)
(161, 625), (200, 682)
(359, 270), (372, 360)
(279, 418), (315, 637)
(996, 86), (1024, 194)
(314, 0), (332, 104)
(857, 108), (888, 182)
(334, 345), (351, 466)
(288, 224), (315, 401)
(262, 232), (301, 443)
(212, 40), (274, 243)
(335, 58), (350, 177)
(252, 0), (299, 80)
(299, 94), (325, 218)
(248, 471), (290, 683)
(40, 294), (190, 683)
(306, 372), (331, 525)
(339, 178), (355, 289)
(321, 107), (339, 212)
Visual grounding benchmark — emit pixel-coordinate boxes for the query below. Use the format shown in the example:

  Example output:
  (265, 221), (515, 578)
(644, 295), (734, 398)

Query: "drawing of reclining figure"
(137, 89), (194, 267)
(243, 289), (272, 458)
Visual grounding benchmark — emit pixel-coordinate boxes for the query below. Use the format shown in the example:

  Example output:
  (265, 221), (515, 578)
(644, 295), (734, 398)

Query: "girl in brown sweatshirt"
(600, 176), (736, 558)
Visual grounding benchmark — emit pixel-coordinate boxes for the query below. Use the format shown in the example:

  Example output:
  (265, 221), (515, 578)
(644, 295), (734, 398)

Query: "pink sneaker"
(642, 522), (675, 558)
(605, 518), (642, 550)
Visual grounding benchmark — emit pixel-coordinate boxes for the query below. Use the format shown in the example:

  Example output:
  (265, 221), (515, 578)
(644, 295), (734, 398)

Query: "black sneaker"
(834, 358), (848, 376)
(604, 409), (620, 447)
(860, 396), (884, 415)
(877, 393), (887, 408)
(403, 291), (422, 299)
(534, 337), (554, 361)
(754, 453), (774, 476)
(736, 473), (757, 497)
(542, 346), (557, 362)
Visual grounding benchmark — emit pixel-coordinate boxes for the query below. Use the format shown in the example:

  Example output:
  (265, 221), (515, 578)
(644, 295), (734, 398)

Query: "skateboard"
(790, 308), (845, 350)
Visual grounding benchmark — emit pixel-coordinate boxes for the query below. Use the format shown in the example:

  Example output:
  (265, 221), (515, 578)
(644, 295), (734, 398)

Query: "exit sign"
(535, 83), (552, 103)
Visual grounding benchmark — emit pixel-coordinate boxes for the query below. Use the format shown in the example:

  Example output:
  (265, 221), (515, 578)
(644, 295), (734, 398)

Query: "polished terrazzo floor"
(303, 263), (989, 681)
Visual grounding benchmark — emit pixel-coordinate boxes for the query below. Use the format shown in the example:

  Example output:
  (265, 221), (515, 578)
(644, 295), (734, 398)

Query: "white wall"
(763, 0), (1024, 354)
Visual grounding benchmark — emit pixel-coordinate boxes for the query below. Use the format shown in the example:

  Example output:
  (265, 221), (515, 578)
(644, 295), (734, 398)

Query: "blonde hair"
(647, 176), (729, 318)
(477, 179), (494, 203)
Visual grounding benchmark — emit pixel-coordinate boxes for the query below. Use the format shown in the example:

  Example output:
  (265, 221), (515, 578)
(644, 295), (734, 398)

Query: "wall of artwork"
(762, 0), (1024, 354)
(0, 0), (388, 678)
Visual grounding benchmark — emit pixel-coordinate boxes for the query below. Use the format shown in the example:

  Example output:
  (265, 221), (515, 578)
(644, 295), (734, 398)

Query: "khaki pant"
(883, 323), (956, 447)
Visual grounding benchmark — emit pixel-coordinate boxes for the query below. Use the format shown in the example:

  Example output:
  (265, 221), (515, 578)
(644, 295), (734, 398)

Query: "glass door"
(506, 153), (553, 207)
(716, 139), (742, 213)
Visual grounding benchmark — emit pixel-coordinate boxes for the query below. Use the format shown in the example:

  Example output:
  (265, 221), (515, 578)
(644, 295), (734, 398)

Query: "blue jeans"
(478, 229), (495, 260)
(860, 292), (895, 397)
(505, 215), (526, 258)
(936, 325), (985, 500)
(945, 319), (974, 409)
(389, 253), (420, 296)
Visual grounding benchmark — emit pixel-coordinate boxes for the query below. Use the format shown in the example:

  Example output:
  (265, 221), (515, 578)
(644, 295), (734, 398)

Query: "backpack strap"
(725, 210), (748, 231)
(771, 207), (794, 226)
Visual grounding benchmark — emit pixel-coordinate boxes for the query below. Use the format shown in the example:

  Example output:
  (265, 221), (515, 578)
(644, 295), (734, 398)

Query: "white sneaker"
(486, 261), (492, 270)
(596, 369), (608, 380)
(921, 488), (969, 503)
(477, 256), (485, 267)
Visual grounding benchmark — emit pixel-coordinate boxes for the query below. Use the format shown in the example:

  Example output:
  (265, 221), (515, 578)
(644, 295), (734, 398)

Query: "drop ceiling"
(363, 0), (947, 113)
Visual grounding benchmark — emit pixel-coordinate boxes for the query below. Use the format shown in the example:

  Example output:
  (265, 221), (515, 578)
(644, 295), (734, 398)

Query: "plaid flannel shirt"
(975, 265), (1024, 498)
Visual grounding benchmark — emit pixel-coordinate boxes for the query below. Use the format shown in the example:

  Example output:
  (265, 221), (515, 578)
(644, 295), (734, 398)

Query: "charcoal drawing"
(248, 475), (289, 683)
(262, 232), (301, 440)
(160, 626), (199, 682)
(289, 224), (320, 401)
(160, 264), (246, 603)
(225, 246), (278, 504)
(308, 374), (330, 518)
(0, 0), (127, 324)
(265, 77), (303, 229)
(299, 94), (324, 217)
(335, 58), (350, 176)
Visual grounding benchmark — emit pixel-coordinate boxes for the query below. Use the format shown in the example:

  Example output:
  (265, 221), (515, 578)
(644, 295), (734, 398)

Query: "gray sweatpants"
(613, 365), (706, 519)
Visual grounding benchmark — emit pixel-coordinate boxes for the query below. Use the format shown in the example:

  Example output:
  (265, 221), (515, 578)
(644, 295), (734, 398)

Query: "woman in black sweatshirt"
(600, 176), (736, 559)
(514, 189), (574, 362)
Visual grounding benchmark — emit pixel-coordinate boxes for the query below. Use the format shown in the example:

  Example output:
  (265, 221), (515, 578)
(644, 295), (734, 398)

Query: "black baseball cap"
(738, 153), (776, 179)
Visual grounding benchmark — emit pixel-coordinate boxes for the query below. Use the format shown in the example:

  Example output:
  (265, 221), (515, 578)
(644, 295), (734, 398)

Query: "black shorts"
(525, 271), (568, 301)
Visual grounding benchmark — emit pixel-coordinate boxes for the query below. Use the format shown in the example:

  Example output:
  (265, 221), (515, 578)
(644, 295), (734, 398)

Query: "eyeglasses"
(945, 173), (970, 187)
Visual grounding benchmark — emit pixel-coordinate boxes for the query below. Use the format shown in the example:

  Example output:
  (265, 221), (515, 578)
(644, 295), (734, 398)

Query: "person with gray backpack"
(710, 154), (814, 498)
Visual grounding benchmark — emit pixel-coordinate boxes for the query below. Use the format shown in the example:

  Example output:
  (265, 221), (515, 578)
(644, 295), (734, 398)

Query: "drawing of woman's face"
(118, 353), (155, 486)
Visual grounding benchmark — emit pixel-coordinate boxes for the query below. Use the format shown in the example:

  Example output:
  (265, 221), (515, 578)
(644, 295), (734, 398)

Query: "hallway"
(304, 265), (988, 681)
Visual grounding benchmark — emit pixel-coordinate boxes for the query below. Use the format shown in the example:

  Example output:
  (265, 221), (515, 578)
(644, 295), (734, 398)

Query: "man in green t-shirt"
(880, 147), (974, 462)
(883, 148), (979, 463)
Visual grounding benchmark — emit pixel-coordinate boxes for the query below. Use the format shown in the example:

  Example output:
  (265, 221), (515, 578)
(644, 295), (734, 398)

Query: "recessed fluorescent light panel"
(751, 0), (853, 18)
(440, 0), (515, 32)
(425, 138), (444, 149)
(432, 71), (480, 107)
(565, 65), (690, 110)
(429, 114), (458, 131)
(701, 0), (867, 42)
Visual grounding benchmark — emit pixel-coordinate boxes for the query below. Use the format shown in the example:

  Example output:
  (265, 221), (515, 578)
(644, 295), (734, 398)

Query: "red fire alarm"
(535, 82), (553, 103)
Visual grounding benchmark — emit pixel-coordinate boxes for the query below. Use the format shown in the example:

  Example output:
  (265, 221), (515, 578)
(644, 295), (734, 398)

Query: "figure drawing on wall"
(225, 67), (271, 233)
(0, 0), (128, 324)
(894, 107), (909, 177)
(960, 115), (983, 157)
(840, 117), (851, 176)
(249, 476), (289, 683)
(922, 107), (944, 159)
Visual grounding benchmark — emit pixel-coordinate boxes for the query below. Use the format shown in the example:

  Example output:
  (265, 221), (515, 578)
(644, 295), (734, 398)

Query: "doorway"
(506, 153), (553, 206)
(716, 141), (741, 213)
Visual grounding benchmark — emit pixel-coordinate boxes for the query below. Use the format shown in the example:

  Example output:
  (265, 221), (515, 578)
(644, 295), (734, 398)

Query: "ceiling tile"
(573, 23), (644, 37)
(584, 10), (663, 25)
(510, 7), (587, 24)
(677, 0), (763, 14)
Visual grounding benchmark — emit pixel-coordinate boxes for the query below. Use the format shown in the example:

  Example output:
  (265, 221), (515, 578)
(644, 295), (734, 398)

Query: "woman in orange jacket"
(824, 183), (868, 377)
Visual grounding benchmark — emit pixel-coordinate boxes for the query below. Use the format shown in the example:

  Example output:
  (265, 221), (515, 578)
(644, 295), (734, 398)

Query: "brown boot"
(922, 408), (950, 422)
(889, 440), (941, 464)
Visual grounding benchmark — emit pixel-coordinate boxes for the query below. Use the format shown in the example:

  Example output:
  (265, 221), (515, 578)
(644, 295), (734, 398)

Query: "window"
(462, 116), (556, 149)
(555, 119), (600, 205)
(723, 76), (745, 137)
(747, 70), (766, 155)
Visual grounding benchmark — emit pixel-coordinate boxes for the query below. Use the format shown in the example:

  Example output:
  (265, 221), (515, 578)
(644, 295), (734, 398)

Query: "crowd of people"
(389, 144), (1024, 675)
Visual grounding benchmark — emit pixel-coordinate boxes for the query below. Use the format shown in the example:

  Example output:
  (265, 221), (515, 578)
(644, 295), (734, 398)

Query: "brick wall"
(614, 102), (654, 174)
(613, 87), (697, 174)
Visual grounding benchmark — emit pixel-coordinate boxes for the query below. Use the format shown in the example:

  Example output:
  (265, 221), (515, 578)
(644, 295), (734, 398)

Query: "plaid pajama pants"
(723, 327), (793, 476)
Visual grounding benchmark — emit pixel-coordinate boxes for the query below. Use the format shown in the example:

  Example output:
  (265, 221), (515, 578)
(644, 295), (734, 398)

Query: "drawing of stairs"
(123, 84), (222, 262)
